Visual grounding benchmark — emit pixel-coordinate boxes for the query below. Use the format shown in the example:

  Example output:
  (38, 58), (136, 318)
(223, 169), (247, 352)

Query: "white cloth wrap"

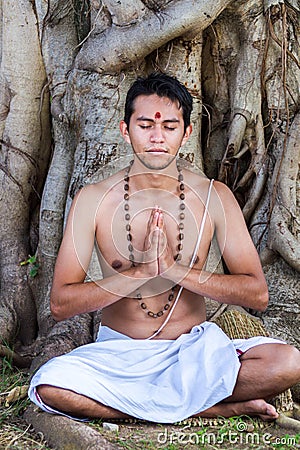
(28, 322), (283, 423)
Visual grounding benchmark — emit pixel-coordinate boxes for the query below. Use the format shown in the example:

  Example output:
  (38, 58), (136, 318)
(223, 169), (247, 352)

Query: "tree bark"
(75, 0), (233, 73)
(0, 0), (51, 346)
(0, 0), (299, 377)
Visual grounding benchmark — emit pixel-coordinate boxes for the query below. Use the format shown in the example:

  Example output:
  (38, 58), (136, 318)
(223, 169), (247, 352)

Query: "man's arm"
(50, 186), (159, 321)
(159, 181), (269, 311)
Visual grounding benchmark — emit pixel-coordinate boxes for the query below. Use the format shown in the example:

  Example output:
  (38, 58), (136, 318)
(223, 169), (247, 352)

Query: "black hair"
(124, 72), (193, 131)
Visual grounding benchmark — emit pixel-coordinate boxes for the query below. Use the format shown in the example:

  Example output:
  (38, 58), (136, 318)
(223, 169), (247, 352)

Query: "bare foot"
(242, 399), (279, 421)
(196, 398), (279, 421)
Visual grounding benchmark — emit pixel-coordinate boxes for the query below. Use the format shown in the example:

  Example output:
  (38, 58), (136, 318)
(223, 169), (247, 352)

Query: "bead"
(125, 166), (185, 319)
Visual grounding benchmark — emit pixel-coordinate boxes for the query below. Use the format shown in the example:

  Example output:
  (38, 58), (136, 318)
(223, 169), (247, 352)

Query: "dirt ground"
(0, 360), (299, 450)
(91, 417), (300, 450)
(2, 406), (300, 450)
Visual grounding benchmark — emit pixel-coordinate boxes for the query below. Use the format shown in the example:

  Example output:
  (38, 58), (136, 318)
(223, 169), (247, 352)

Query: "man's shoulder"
(183, 168), (233, 197)
(181, 167), (214, 193)
(181, 168), (238, 221)
(69, 169), (126, 218)
(78, 168), (126, 197)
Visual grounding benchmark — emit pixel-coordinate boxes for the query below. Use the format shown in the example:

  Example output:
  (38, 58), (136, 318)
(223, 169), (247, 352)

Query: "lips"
(146, 148), (168, 153)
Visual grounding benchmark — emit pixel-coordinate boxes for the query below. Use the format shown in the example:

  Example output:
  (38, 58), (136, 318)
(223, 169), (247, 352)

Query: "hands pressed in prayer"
(143, 207), (176, 278)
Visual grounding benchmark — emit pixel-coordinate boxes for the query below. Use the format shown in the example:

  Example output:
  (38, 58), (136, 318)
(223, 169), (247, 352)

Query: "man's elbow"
(50, 301), (65, 321)
(50, 291), (69, 322)
(255, 288), (269, 312)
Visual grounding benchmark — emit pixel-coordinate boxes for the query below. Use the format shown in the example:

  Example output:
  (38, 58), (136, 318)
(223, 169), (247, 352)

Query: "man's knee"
(37, 384), (60, 404)
(270, 344), (300, 384)
(282, 345), (300, 377)
(243, 343), (300, 382)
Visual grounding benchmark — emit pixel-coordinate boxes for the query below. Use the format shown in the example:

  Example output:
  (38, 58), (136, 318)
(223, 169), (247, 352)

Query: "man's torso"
(90, 168), (216, 339)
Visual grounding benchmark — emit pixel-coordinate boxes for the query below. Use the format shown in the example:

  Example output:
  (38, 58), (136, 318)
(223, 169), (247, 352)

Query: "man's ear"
(120, 120), (131, 144)
(181, 124), (192, 147)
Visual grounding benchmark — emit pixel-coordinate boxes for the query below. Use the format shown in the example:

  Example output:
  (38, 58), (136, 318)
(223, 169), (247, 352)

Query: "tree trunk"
(0, 1), (51, 347)
(0, 1), (298, 391)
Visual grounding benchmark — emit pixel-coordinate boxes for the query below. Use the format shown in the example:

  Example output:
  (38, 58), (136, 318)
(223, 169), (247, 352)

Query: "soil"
(2, 409), (298, 450)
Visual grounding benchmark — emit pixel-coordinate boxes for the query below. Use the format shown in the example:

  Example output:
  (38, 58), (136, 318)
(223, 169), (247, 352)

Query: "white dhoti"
(28, 322), (283, 423)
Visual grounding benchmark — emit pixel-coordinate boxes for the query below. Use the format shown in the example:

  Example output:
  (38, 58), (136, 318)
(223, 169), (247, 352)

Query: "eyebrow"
(137, 116), (180, 123)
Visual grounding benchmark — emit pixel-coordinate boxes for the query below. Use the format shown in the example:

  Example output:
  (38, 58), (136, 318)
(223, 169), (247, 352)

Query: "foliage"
(20, 255), (39, 279)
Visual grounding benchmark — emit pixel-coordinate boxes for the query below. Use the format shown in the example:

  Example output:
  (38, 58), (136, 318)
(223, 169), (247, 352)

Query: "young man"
(29, 73), (300, 423)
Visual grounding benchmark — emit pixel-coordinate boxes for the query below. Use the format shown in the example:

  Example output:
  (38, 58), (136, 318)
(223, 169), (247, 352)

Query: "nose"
(150, 125), (164, 143)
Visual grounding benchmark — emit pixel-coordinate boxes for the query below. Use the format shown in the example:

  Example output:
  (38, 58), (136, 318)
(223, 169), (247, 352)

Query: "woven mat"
(213, 308), (269, 339)
(214, 309), (294, 414)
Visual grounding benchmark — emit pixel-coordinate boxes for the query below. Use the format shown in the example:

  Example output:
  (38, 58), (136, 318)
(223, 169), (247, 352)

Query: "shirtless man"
(29, 73), (300, 422)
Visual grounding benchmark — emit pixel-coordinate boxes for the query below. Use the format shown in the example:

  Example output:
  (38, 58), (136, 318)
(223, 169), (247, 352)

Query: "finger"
(146, 208), (157, 234)
(157, 210), (168, 233)
(157, 210), (163, 227)
(145, 210), (160, 251)
(144, 225), (160, 263)
(157, 222), (167, 256)
(151, 208), (160, 229)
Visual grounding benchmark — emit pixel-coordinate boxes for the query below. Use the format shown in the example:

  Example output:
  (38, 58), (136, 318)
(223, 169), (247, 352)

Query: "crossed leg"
(37, 343), (300, 421)
(196, 343), (300, 420)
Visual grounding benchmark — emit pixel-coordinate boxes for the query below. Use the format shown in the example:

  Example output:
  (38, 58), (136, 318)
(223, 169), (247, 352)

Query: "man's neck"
(128, 157), (180, 191)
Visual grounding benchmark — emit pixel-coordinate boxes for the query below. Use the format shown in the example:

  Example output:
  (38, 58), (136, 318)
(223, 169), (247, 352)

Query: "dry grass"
(0, 356), (52, 450)
(90, 417), (300, 450)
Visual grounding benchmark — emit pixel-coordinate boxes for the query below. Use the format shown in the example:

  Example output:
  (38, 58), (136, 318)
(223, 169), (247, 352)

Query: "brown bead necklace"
(123, 162), (185, 319)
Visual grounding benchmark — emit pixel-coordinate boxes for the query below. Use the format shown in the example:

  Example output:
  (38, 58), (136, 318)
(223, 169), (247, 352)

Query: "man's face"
(120, 94), (192, 170)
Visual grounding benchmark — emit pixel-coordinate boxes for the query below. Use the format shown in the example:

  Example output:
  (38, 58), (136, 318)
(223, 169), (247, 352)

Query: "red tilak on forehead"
(155, 111), (161, 119)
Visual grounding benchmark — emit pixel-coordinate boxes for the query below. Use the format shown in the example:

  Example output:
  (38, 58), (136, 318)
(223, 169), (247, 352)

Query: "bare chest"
(95, 189), (213, 274)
